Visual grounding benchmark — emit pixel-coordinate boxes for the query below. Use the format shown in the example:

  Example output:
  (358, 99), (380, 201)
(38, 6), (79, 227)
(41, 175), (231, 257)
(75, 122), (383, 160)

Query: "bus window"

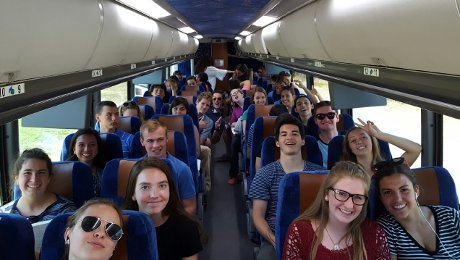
(314, 78), (330, 101)
(18, 119), (76, 161)
(101, 82), (128, 106)
(352, 99), (422, 168)
(443, 115), (460, 196)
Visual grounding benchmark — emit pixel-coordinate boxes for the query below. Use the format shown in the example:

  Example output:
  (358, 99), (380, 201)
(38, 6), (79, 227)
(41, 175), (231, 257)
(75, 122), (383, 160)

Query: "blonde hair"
(139, 119), (167, 138)
(297, 161), (370, 260)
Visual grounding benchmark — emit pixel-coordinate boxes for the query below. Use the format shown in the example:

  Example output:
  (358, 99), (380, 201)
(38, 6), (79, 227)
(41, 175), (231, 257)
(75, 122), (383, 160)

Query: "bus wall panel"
(0, 0), (101, 83)
(85, 0), (154, 68)
(261, 22), (289, 56)
(315, 0), (460, 75)
(277, 1), (330, 60)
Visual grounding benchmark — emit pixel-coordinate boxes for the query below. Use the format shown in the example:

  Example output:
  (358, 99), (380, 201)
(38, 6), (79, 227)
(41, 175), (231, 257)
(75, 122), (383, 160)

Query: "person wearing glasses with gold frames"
(313, 101), (340, 168)
(342, 118), (422, 175)
(374, 158), (460, 259)
(63, 199), (123, 260)
(282, 161), (390, 260)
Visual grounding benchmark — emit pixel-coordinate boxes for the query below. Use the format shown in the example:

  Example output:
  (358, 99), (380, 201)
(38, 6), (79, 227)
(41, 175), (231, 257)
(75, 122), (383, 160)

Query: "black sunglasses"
(213, 97), (223, 101)
(373, 157), (405, 174)
(328, 188), (368, 206)
(315, 112), (336, 120)
(80, 216), (123, 241)
(122, 101), (137, 107)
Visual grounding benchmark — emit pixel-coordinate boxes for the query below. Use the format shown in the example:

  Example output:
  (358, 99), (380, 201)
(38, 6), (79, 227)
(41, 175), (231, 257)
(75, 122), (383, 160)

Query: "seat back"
(181, 89), (198, 97)
(139, 104), (154, 120)
(245, 105), (274, 172)
(275, 171), (329, 259)
(101, 159), (138, 206)
(260, 135), (323, 168)
(133, 96), (163, 114)
(40, 210), (158, 260)
(305, 113), (355, 138)
(14, 161), (94, 207)
(118, 116), (142, 135)
(368, 166), (459, 220)
(168, 95), (197, 105)
(0, 214), (35, 260)
(327, 135), (392, 169)
(61, 132), (123, 165)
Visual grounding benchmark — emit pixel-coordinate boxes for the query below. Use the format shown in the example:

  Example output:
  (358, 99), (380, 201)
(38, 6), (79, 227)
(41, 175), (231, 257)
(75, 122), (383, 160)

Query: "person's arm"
(293, 80), (320, 104)
(183, 198), (197, 215)
(183, 255), (198, 260)
(252, 199), (275, 246)
(356, 118), (422, 166)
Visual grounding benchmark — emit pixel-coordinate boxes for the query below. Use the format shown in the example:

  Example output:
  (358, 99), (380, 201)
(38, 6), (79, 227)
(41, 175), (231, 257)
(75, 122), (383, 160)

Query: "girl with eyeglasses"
(374, 158), (460, 259)
(342, 118), (422, 175)
(125, 158), (205, 260)
(282, 161), (390, 260)
(63, 199), (123, 260)
(0, 148), (76, 224)
(67, 128), (105, 196)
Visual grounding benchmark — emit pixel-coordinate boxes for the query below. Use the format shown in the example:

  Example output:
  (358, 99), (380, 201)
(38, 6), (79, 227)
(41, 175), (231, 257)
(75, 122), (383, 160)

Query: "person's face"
(152, 88), (165, 99)
(66, 204), (121, 260)
(231, 90), (243, 104)
(212, 93), (223, 108)
(74, 134), (98, 165)
(314, 106), (339, 132)
(140, 127), (167, 158)
(122, 108), (139, 118)
(235, 69), (243, 77)
(347, 128), (373, 157)
(379, 174), (418, 222)
(133, 168), (170, 218)
(274, 82), (283, 94)
(276, 124), (304, 156)
(187, 79), (197, 87)
(326, 176), (366, 226)
(294, 97), (311, 117)
(171, 104), (187, 115)
(280, 90), (293, 109)
(196, 98), (211, 114)
(96, 106), (119, 132)
(15, 159), (51, 197)
(253, 92), (267, 105)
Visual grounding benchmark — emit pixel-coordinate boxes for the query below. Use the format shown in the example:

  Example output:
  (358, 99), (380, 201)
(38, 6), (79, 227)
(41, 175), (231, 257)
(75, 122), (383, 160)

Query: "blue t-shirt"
(249, 160), (324, 232)
(0, 194), (76, 224)
(317, 139), (328, 168)
(161, 153), (196, 200)
(198, 113), (214, 140)
(113, 129), (134, 158)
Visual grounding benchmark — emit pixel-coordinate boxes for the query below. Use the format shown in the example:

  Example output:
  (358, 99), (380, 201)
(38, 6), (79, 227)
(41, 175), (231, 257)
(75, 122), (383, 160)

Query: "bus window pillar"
(421, 109), (443, 166)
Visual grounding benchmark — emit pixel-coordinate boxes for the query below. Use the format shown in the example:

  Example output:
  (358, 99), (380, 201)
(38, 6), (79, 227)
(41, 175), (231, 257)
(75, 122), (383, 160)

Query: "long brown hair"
(124, 158), (207, 244)
(297, 161), (370, 260)
(342, 127), (384, 167)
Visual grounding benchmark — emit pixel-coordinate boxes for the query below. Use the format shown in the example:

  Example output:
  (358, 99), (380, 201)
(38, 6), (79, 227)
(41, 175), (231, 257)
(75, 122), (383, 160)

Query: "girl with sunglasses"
(0, 148), (76, 223)
(374, 158), (460, 259)
(63, 199), (123, 260)
(67, 128), (105, 196)
(342, 118), (422, 175)
(125, 158), (205, 260)
(282, 161), (390, 260)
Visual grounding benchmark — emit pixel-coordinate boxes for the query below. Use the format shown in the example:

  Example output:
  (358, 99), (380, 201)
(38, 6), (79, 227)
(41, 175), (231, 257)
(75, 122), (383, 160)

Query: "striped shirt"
(249, 160), (324, 232)
(377, 205), (460, 259)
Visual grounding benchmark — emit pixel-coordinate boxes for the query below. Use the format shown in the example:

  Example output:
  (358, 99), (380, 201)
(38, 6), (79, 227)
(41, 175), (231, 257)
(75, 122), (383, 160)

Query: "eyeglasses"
(213, 97), (223, 101)
(328, 188), (368, 206)
(373, 157), (405, 175)
(80, 216), (123, 241)
(315, 112), (336, 120)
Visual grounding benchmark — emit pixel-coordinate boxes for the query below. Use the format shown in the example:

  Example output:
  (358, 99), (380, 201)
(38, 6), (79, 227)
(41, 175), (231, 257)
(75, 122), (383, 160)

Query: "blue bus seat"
(61, 132), (123, 164)
(40, 210), (158, 260)
(275, 171), (329, 260)
(369, 166), (459, 220)
(305, 113), (355, 139)
(139, 104), (154, 120)
(243, 96), (251, 112)
(160, 103), (170, 114)
(260, 135), (322, 168)
(327, 135), (392, 169)
(118, 116), (142, 135)
(168, 95), (197, 105)
(14, 161), (94, 207)
(133, 96), (163, 115)
(0, 213), (35, 260)
(101, 159), (138, 206)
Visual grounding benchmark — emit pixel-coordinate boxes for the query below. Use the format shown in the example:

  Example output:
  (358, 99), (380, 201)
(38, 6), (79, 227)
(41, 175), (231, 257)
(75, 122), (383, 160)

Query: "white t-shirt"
(205, 66), (229, 91)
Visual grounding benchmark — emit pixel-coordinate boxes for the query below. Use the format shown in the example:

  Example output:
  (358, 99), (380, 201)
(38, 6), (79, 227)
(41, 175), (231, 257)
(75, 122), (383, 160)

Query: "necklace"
(324, 227), (342, 251)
